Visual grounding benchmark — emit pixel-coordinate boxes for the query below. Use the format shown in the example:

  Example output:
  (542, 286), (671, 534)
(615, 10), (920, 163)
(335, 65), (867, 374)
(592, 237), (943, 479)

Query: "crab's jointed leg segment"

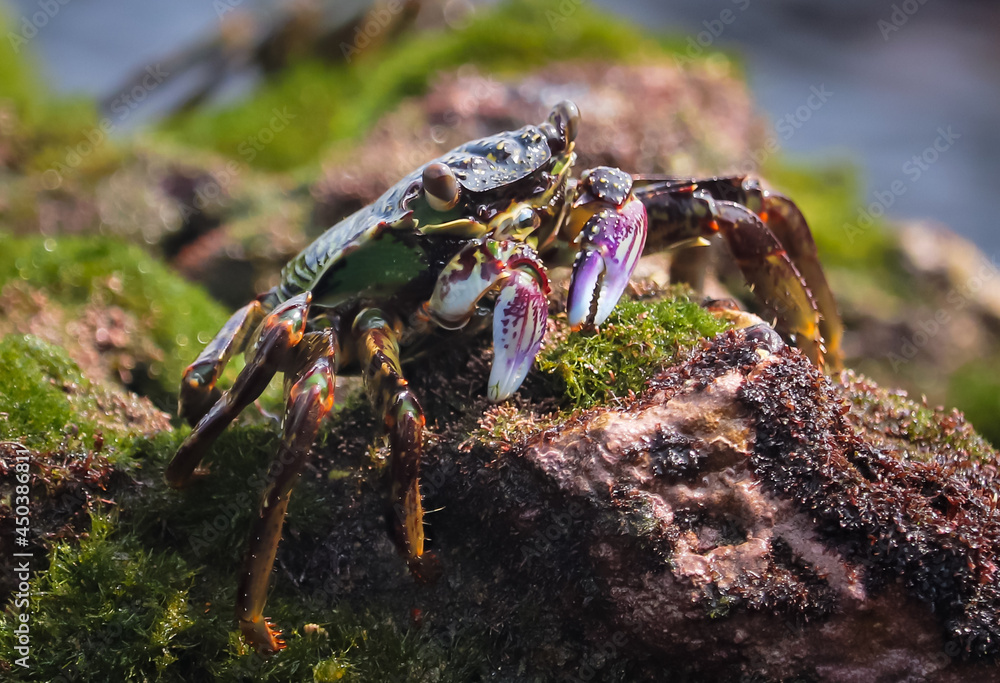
(353, 309), (438, 580)
(178, 297), (268, 425)
(165, 292), (311, 489)
(756, 190), (843, 368)
(715, 201), (824, 365)
(635, 175), (843, 368)
(237, 328), (338, 655)
(424, 239), (550, 402)
(635, 182), (825, 366)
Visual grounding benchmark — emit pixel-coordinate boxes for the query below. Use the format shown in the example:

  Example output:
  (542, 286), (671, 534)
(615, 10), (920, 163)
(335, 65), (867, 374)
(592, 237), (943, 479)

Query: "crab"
(166, 101), (842, 655)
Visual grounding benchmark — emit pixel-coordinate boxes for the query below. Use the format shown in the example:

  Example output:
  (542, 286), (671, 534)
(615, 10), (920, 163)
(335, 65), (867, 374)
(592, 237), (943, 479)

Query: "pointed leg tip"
(240, 617), (287, 656)
(408, 551), (443, 584)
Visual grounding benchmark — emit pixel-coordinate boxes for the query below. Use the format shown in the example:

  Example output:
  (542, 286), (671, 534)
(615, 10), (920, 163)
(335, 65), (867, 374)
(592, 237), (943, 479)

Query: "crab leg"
(636, 175), (842, 368)
(237, 328), (337, 655)
(178, 296), (269, 425)
(353, 308), (438, 580)
(423, 239), (550, 401)
(165, 292), (311, 488)
(756, 190), (843, 368)
(634, 182), (825, 366)
(236, 328), (337, 655)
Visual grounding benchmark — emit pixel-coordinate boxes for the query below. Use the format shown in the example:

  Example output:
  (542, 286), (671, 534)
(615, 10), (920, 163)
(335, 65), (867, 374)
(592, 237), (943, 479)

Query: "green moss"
(0, 514), (197, 680)
(0, 233), (229, 407)
(537, 288), (727, 409)
(948, 356), (1000, 447)
(842, 371), (996, 464)
(160, 0), (691, 171)
(125, 425), (280, 567)
(0, 334), (99, 450)
(1, 416), (491, 681)
(0, 330), (164, 449)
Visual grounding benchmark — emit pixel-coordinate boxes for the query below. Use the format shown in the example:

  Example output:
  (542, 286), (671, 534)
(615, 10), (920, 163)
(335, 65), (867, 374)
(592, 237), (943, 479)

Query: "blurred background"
(1, 0), (998, 441)
(5, 0), (999, 253)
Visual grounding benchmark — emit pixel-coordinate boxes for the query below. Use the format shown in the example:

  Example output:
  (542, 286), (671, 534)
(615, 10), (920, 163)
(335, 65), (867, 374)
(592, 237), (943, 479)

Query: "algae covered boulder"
(461, 328), (1000, 681)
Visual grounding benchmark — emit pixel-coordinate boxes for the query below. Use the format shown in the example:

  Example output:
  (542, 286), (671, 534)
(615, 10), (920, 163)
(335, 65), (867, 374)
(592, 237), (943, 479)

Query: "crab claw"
(489, 269), (548, 401)
(566, 170), (647, 329)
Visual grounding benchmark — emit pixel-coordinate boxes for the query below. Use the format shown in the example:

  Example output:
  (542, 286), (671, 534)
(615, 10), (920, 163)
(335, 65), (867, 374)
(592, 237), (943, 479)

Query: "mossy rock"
(0, 233), (230, 411)
(0, 283), (728, 681)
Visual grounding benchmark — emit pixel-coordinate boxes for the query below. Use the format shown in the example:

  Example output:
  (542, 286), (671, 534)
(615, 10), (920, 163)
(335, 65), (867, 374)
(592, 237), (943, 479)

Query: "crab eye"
(514, 206), (538, 231)
(422, 162), (460, 212)
(548, 100), (580, 145)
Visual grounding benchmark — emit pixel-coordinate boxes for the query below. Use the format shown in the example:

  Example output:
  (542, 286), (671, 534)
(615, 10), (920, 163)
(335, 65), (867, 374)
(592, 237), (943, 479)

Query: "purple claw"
(567, 195), (647, 329)
(489, 269), (548, 401)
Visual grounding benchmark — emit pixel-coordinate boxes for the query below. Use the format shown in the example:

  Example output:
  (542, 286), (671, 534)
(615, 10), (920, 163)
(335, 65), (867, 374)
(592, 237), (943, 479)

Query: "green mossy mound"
(0, 333), (169, 454)
(0, 234), (229, 409)
(538, 287), (727, 409)
(0, 334), (93, 451)
(0, 286), (723, 681)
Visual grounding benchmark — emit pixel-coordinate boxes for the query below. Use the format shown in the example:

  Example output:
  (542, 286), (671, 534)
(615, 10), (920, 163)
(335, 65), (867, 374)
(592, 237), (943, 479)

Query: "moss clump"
(0, 234), (229, 408)
(161, 0), (694, 171)
(0, 334), (91, 450)
(842, 370), (996, 464)
(537, 288), (727, 409)
(0, 415), (492, 681)
(0, 515), (196, 680)
(0, 333), (166, 454)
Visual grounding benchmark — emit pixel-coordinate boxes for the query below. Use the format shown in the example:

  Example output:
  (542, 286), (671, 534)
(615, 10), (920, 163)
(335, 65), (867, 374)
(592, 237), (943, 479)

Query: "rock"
(416, 327), (1000, 681)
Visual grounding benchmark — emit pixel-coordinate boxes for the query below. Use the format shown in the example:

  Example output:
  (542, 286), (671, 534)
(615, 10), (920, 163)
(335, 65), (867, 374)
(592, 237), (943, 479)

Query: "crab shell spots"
(577, 167), (634, 208)
(276, 124), (552, 299)
(436, 125), (552, 192)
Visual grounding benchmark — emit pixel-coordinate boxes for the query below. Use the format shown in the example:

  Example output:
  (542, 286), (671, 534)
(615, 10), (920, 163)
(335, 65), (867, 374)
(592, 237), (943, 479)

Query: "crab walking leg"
(756, 191), (843, 368)
(179, 296), (268, 425)
(423, 239), (551, 401)
(165, 292), (312, 488)
(636, 184), (824, 365)
(714, 202), (825, 366)
(636, 175), (843, 368)
(353, 309), (437, 580)
(237, 329), (337, 655)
